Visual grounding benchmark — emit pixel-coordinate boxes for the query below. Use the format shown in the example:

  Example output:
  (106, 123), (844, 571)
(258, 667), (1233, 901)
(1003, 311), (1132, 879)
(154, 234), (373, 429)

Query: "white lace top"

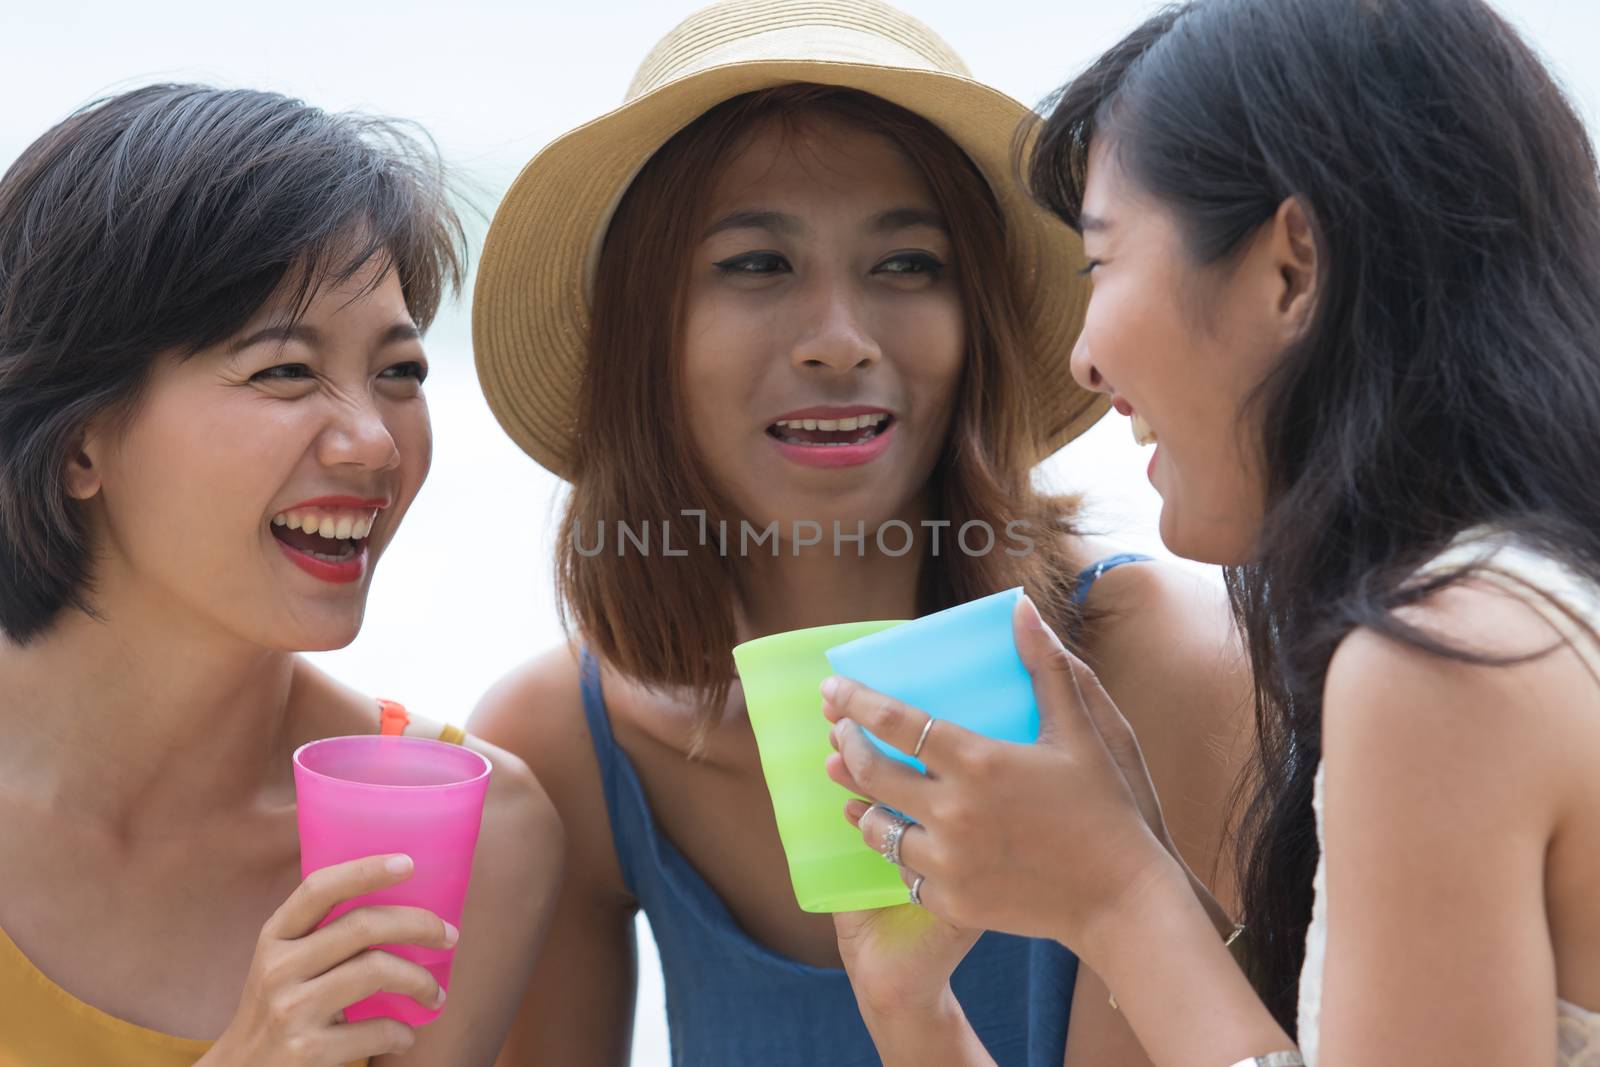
(1296, 533), (1600, 1066)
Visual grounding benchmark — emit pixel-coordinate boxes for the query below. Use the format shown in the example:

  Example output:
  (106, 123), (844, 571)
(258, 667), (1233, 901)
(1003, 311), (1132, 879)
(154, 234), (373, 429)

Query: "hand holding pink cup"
(292, 734), (491, 1026)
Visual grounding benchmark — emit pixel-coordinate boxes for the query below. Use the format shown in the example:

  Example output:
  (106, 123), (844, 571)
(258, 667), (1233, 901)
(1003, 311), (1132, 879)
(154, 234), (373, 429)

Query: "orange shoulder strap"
(377, 699), (410, 736)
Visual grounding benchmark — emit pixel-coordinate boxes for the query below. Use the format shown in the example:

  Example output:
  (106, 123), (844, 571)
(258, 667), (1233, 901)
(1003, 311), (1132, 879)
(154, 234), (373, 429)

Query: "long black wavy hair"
(1027, 0), (1600, 1032)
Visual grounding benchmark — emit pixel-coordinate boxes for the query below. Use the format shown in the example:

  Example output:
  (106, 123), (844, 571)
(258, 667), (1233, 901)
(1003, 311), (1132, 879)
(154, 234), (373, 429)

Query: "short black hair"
(0, 83), (467, 643)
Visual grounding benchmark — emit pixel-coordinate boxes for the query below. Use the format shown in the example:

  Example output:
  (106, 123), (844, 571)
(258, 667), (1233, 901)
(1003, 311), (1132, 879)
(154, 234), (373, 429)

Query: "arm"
(1065, 562), (1254, 1067)
(1311, 584), (1579, 1065)
(374, 740), (564, 1067)
(469, 646), (639, 1067)
(1074, 580), (1585, 1066)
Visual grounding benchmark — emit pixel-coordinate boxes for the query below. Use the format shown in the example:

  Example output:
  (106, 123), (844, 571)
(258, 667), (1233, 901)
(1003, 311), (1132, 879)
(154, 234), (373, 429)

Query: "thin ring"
(909, 874), (926, 906)
(880, 813), (909, 866)
(912, 716), (935, 759)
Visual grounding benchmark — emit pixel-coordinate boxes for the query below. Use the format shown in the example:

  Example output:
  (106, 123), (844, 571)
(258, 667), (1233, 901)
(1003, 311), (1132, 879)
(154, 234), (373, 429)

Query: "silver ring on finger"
(909, 873), (926, 907)
(880, 813), (909, 866)
(912, 716), (935, 759)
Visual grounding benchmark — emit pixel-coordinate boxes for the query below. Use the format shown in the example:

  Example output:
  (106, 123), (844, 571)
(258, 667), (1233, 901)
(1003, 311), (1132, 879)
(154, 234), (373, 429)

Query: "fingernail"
(433, 987), (448, 1008)
(386, 855), (413, 875)
(442, 921), (460, 946)
(1020, 595), (1046, 630)
(821, 675), (840, 701)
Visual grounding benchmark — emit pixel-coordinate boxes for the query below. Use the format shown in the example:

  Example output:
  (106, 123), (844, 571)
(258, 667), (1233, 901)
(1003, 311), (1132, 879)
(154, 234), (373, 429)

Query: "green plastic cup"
(734, 619), (909, 913)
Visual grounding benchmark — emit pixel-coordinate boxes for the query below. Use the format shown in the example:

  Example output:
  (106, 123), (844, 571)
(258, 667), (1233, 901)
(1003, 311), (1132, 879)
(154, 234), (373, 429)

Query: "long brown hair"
(558, 84), (1090, 738)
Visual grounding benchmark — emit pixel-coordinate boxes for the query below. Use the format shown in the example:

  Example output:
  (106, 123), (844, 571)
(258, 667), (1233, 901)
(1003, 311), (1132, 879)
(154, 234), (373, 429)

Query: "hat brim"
(473, 58), (1107, 480)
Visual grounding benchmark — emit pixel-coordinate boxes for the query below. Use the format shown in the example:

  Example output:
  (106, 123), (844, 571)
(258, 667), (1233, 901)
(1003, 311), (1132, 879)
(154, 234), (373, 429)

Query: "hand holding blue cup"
(824, 587), (1039, 772)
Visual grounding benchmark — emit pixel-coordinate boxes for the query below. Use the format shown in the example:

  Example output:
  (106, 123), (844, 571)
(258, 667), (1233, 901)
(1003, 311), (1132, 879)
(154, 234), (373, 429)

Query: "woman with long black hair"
(821, 1), (1600, 1064)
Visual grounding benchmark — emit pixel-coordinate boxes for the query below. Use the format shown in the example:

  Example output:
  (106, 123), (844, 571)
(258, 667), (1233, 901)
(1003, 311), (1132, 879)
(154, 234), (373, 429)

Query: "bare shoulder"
(1324, 578), (1600, 808)
(470, 643), (631, 906)
(1066, 543), (1253, 896)
(1070, 545), (1249, 736)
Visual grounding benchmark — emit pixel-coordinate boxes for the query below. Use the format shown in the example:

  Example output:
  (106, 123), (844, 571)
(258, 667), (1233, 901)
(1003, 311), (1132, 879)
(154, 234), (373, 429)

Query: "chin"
(1159, 508), (1253, 567)
(275, 612), (367, 653)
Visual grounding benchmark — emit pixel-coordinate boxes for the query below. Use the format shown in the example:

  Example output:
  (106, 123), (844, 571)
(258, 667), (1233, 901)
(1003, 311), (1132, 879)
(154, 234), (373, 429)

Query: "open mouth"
(269, 508), (376, 564)
(766, 412), (894, 447)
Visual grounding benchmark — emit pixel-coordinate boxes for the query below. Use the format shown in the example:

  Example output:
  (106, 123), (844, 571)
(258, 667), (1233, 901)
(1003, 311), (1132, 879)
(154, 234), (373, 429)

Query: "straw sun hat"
(473, 0), (1106, 480)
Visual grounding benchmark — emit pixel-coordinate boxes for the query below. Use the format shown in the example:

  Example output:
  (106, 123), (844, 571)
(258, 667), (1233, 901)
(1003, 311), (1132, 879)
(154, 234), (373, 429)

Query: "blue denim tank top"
(579, 554), (1149, 1065)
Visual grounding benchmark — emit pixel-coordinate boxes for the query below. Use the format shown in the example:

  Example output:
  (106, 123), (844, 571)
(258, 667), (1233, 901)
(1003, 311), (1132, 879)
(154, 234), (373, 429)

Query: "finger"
(308, 947), (446, 1019)
(296, 905), (459, 979)
(821, 675), (979, 769)
(266, 854), (415, 941)
(832, 717), (937, 814)
(854, 799), (933, 872)
(323, 1016), (417, 1061)
(898, 866), (944, 916)
(825, 752), (870, 799)
(1014, 595), (1120, 750)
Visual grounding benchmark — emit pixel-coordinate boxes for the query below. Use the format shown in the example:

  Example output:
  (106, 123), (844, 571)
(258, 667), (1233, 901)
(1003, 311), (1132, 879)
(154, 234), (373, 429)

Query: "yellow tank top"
(0, 711), (466, 1067)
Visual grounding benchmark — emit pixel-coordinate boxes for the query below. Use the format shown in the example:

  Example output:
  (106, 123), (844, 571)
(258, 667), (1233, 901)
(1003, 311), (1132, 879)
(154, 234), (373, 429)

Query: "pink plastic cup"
(292, 734), (491, 1026)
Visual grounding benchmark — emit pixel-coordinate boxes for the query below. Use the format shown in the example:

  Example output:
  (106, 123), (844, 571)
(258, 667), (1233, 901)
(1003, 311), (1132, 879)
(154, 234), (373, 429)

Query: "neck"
(735, 517), (933, 640)
(0, 588), (299, 834)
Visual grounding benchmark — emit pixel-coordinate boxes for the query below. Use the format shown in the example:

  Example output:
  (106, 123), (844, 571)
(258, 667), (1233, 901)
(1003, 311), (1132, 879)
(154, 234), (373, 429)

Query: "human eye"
(250, 363), (315, 383)
(379, 360), (428, 383)
(873, 251), (946, 283)
(712, 251), (791, 276)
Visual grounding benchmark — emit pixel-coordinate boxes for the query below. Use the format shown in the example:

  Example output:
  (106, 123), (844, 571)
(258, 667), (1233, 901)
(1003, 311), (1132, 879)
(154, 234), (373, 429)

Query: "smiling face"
(1070, 139), (1315, 565)
(72, 259), (431, 651)
(678, 115), (965, 536)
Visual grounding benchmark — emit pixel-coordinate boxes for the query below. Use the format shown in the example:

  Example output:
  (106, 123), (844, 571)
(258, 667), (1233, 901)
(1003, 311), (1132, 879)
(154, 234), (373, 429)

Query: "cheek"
(394, 402), (433, 488)
(890, 295), (963, 416)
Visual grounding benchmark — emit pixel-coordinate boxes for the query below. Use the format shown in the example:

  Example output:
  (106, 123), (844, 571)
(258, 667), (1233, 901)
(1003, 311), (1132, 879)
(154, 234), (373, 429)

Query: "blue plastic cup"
(824, 587), (1038, 772)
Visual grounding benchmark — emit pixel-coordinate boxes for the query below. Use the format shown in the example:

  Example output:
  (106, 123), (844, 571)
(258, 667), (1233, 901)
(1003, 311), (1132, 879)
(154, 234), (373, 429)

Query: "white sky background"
(4, 2), (1597, 1062)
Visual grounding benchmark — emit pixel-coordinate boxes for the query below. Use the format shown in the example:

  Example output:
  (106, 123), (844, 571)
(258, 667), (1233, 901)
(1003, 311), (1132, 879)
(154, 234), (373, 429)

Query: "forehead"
(1080, 137), (1126, 221)
(705, 114), (936, 212)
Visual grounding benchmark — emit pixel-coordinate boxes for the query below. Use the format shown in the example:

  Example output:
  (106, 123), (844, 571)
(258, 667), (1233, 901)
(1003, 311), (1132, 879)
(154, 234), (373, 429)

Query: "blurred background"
(4, 1), (1595, 1060)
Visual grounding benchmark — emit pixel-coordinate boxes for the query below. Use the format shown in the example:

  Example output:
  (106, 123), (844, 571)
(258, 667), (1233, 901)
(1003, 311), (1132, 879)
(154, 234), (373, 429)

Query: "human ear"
(63, 429), (103, 501)
(1271, 196), (1319, 337)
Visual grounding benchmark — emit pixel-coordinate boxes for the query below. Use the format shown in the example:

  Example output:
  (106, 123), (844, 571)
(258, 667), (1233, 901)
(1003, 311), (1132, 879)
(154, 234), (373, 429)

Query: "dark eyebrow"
(229, 322), (320, 354)
(1079, 213), (1111, 233)
(378, 322), (422, 346)
(702, 210), (802, 240)
(227, 320), (420, 357)
(870, 208), (947, 235)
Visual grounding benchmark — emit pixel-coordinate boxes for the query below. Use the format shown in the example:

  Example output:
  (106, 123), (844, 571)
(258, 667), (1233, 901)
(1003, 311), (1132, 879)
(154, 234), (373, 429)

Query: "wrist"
(858, 985), (989, 1067)
(1073, 844), (1193, 971)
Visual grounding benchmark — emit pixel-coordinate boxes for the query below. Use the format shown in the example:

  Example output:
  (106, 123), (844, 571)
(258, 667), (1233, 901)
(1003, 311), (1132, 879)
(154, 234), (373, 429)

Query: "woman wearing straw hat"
(470, 2), (1250, 1063)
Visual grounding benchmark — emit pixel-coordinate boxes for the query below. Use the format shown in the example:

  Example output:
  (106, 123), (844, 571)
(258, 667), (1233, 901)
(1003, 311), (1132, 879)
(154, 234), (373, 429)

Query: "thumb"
(1014, 594), (1109, 748)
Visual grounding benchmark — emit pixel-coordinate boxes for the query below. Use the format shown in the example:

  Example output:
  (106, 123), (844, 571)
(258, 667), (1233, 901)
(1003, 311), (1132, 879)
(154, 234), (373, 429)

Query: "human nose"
(316, 392), (402, 473)
(1069, 327), (1107, 394)
(788, 280), (882, 374)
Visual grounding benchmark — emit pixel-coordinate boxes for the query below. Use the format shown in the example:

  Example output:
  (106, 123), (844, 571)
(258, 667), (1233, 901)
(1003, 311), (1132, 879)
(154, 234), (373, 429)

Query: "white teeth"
(774, 413), (889, 430)
(1131, 413), (1158, 447)
(269, 508), (380, 540)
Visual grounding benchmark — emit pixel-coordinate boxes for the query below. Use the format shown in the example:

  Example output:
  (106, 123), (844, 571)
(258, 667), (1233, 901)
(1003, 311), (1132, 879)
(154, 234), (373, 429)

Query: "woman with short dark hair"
(828, 1), (1600, 1064)
(0, 84), (560, 1067)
